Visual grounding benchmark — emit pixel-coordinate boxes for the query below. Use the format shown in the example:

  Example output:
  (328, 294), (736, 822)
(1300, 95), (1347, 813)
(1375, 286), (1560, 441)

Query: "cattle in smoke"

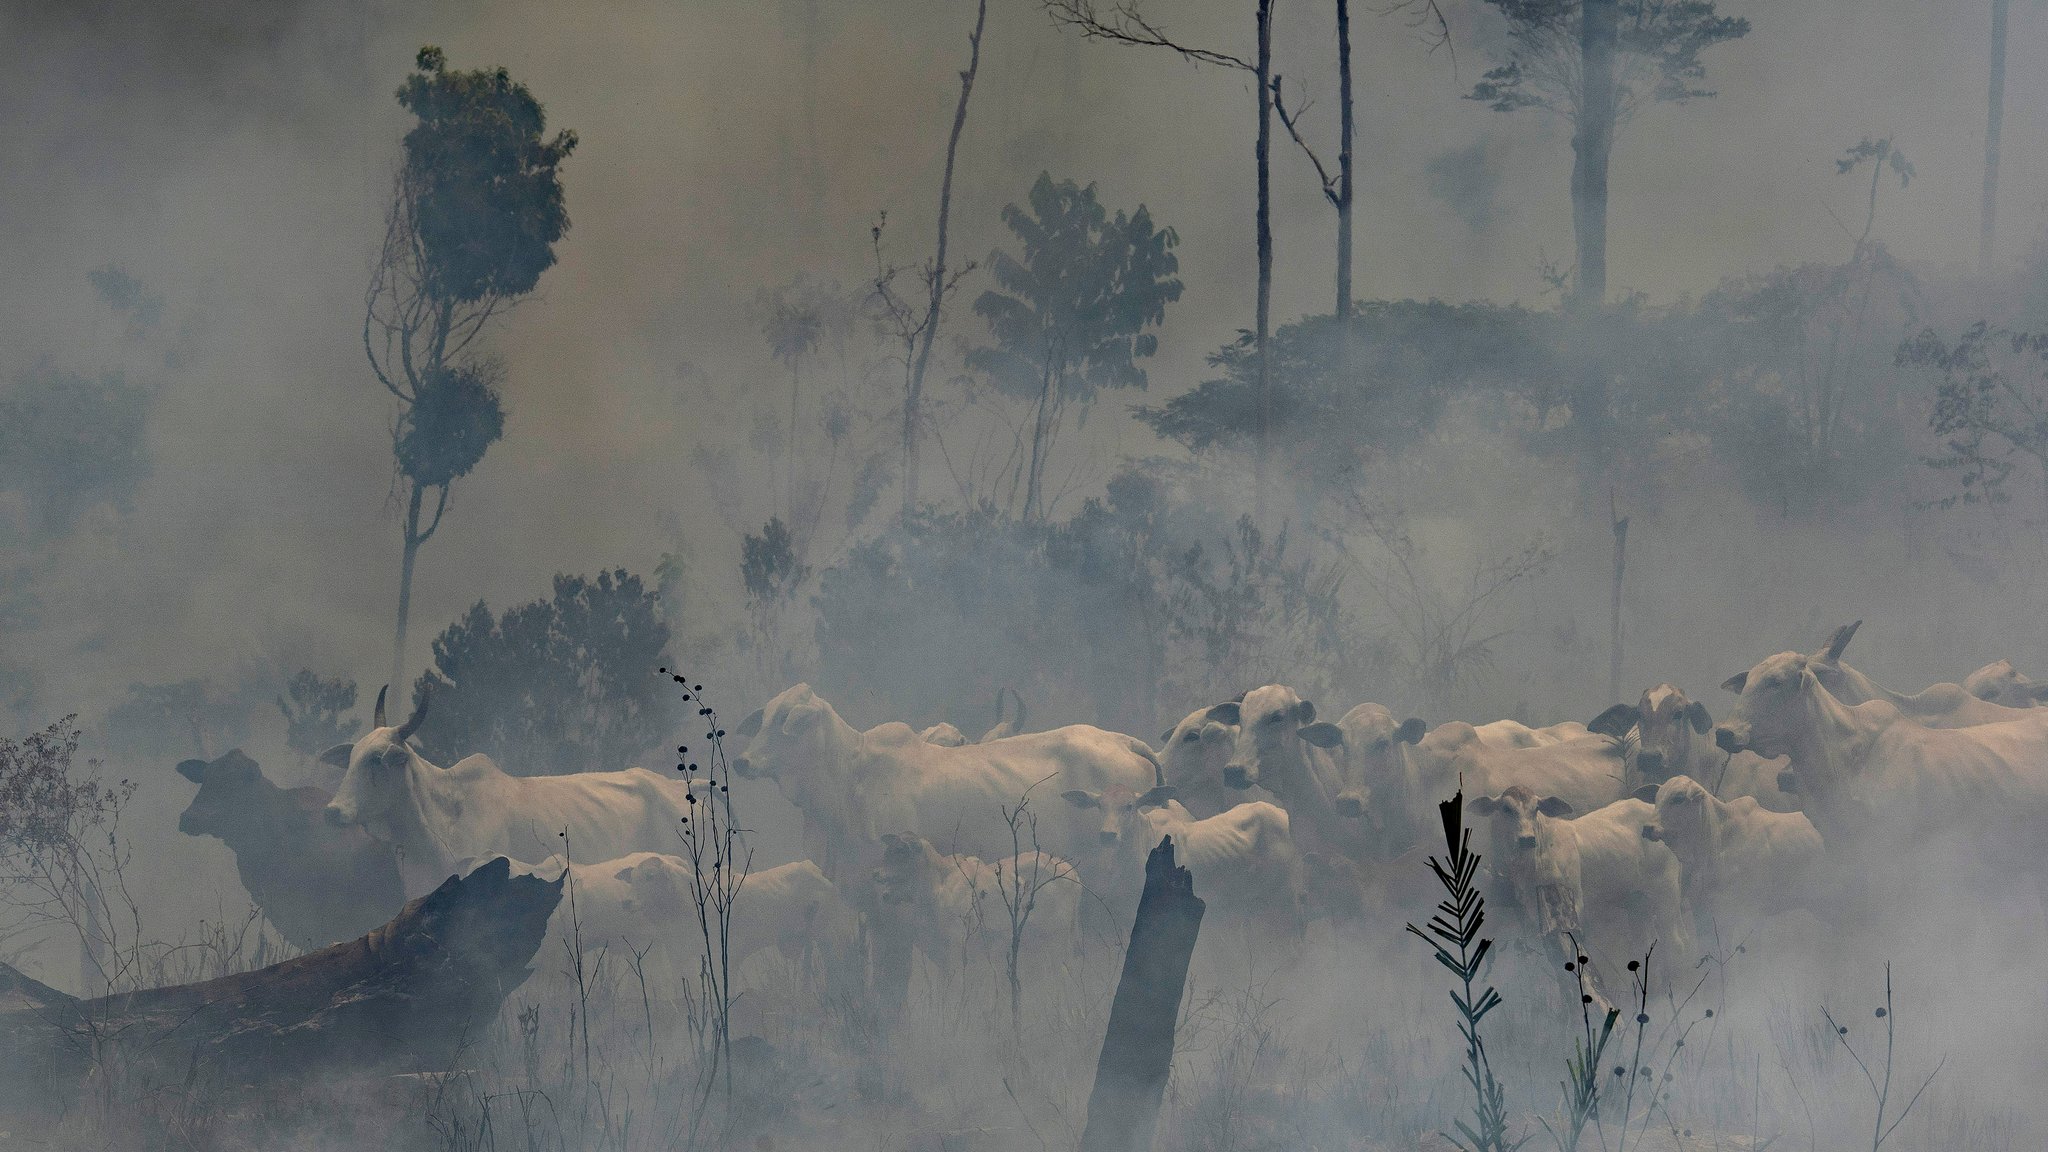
(1636, 774), (1823, 933)
(1405, 719), (1629, 841)
(1059, 785), (1305, 938)
(1713, 648), (2048, 866)
(918, 722), (971, 747)
(1154, 701), (1251, 819)
(728, 683), (1160, 878)
(174, 749), (405, 951)
(1593, 684), (1798, 812)
(322, 687), (694, 897)
(1789, 621), (2044, 728)
(869, 831), (1081, 976)
(1467, 787), (1691, 990)
(1217, 686), (1361, 858)
(1962, 658), (2048, 709)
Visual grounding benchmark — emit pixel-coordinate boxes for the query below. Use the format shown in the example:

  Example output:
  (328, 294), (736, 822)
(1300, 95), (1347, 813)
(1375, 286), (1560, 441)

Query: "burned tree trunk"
(1079, 835), (1205, 1152)
(0, 857), (559, 1115)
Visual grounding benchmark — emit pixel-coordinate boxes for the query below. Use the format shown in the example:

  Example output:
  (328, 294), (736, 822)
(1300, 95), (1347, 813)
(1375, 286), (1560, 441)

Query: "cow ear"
(2028, 683), (2048, 704)
(1298, 721), (1345, 748)
(1160, 728), (1176, 746)
(1719, 670), (1749, 695)
(318, 743), (354, 769)
(735, 708), (765, 740)
(175, 758), (208, 784)
(1467, 795), (1502, 817)
(1204, 701), (1241, 726)
(1137, 785), (1177, 809)
(1535, 795), (1575, 818)
(1588, 703), (1640, 740)
(1816, 620), (1861, 664)
(1631, 783), (1660, 804)
(1296, 699), (1317, 723)
(1397, 717), (1427, 744)
(1060, 789), (1101, 809)
(1684, 700), (1713, 733)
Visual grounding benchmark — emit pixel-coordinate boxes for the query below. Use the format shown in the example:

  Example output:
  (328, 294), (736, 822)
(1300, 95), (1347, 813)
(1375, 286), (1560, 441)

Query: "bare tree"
(871, 0), (988, 522)
(991, 781), (1076, 1043)
(1044, 0), (1276, 517)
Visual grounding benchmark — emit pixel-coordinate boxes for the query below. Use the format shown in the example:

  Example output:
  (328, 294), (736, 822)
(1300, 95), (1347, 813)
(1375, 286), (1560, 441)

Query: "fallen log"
(0, 856), (560, 1115)
(1079, 834), (1205, 1152)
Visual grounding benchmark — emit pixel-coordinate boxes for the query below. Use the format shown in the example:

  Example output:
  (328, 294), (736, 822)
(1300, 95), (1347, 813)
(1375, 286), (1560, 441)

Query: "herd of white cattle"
(312, 621), (2048, 998)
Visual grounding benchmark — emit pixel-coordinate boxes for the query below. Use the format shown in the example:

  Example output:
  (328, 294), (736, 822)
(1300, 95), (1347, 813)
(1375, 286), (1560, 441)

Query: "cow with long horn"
(323, 686), (695, 897)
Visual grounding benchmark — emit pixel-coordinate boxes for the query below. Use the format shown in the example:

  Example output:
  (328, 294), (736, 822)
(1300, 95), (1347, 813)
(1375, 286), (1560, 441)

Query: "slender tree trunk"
(1335, 0), (1354, 323)
(1609, 494), (1628, 706)
(391, 483), (425, 695)
(1078, 836), (1205, 1152)
(1024, 362), (1057, 522)
(1254, 0), (1275, 519)
(1573, 0), (1617, 311)
(788, 358), (801, 521)
(1982, 0), (2009, 272)
(906, 0), (987, 521)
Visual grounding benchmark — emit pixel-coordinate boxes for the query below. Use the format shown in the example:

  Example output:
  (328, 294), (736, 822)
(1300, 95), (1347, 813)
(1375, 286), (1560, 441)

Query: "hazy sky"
(1, 0), (2037, 717)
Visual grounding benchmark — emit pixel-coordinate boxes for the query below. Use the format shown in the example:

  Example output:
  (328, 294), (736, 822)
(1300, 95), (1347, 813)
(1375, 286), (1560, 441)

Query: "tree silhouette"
(364, 46), (577, 691)
(968, 174), (1181, 522)
(1469, 0), (1747, 309)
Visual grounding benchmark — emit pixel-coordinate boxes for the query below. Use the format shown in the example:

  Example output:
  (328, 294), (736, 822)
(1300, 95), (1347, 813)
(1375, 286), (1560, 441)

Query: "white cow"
(1059, 785), (1305, 937)
(1155, 701), (1253, 819)
(1636, 775), (1822, 930)
(322, 688), (693, 897)
(918, 723), (971, 747)
(500, 853), (858, 979)
(729, 684), (1161, 880)
(1599, 684), (1798, 812)
(1408, 722), (1629, 831)
(870, 832), (1081, 977)
(1786, 621), (2043, 729)
(1219, 685), (1362, 861)
(1468, 787), (1691, 992)
(1963, 659), (2048, 708)
(1712, 649), (2048, 857)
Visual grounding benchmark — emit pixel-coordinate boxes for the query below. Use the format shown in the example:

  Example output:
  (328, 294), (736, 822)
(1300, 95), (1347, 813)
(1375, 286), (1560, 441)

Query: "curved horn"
(393, 687), (430, 743)
(374, 685), (389, 727)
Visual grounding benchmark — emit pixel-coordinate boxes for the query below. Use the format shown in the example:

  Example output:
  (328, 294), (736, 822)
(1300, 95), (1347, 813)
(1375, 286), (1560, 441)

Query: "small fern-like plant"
(1407, 789), (1525, 1152)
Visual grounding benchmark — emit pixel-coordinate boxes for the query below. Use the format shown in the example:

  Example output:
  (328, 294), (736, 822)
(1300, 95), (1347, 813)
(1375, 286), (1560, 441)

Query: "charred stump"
(1079, 834), (1205, 1152)
(0, 856), (559, 1115)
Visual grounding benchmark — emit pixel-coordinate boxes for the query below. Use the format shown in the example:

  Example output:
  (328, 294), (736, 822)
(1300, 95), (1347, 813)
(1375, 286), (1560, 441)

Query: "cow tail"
(1130, 738), (1164, 788)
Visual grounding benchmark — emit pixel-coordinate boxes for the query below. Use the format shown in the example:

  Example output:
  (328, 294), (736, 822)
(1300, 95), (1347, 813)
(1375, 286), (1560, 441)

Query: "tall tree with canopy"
(363, 46), (578, 690)
(968, 174), (1181, 522)
(1469, 0), (1747, 310)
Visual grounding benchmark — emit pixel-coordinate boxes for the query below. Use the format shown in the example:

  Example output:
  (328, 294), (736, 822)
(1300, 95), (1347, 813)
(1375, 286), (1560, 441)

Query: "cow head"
(322, 685), (430, 836)
(1158, 704), (1241, 802)
(1636, 775), (1717, 869)
(1963, 659), (2048, 708)
(729, 684), (855, 789)
(1468, 785), (1573, 853)
(1712, 651), (1819, 761)
(1632, 684), (1713, 784)
(1319, 704), (1426, 819)
(175, 749), (267, 839)
(1222, 685), (1340, 794)
(1061, 784), (1177, 846)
